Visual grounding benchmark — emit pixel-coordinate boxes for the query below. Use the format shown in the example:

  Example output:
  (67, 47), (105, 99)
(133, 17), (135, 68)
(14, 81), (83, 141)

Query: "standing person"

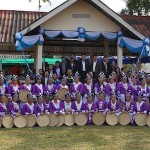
(0, 93), (7, 117)
(111, 61), (117, 72)
(67, 57), (78, 75)
(11, 64), (21, 77)
(0, 76), (8, 95)
(77, 54), (89, 82)
(66, 69), (74, 88)
(20, 75), (34, 94)
(8, 75), (21, 96)
(33, 75), (44, 96)
(88, 71), (97, 87)
(22, 93), (35, 115)
(48, 64), (53, 76)
(44, 75), (56, 95)
(59, 56), (68, 77)
(52, 73), (61, 86)
(42, 71), (49, 86)
(53, 61), (61, 79)
(84, 93), (97, 124)
(101, 55), (113, 78)
(70, 72), (83, 99)
(90, 55), (101, 79)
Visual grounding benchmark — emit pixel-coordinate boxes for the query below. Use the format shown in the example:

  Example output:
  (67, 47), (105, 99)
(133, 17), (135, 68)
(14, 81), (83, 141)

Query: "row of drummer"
(0, 91), (149, 124)
(0, 72), (150, 103)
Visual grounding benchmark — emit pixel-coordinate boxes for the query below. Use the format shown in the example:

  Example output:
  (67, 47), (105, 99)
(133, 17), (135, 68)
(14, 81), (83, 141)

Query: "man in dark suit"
(101, 55), (113, 78)
(90, 55), (101, 79)
(59, 56), (68, 77)
(42, 70), (49, 86)
(77, 54), (89, 82)
(53, 61), (61, 79)
(67, 57), (78, 75)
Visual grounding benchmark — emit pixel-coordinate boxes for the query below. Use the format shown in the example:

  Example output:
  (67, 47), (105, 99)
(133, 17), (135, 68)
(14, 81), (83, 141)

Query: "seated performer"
(70, 72), (83, 99)
(43, 91), (51, 111)
(22, 93), (35, 115)
(71, 92), (85, 113)
(8, 92), (21, 117)
(94, 72), (106, 102)
(108, 92), (121, 116)
(96, 91), (108, 115)
(56, 75), (69, 91)
(33, 74), (44, 96)
(134, 92), (148, 114)
(34, 93), (49, 116)
(105, 74), (117, 102)
(84, 93), (96, 124)
(83, 74), (94, 103)
(0, 93), (7, 118)
(49, 91), (64, 114)
(8, 75), (21, 96)
(44, 75), (56, 95)
(20, 75), (34, 94)
(63, 93), (73, 114)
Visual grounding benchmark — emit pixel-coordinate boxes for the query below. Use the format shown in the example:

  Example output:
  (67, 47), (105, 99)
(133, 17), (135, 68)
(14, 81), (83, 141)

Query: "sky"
(0, 0), (126, 13)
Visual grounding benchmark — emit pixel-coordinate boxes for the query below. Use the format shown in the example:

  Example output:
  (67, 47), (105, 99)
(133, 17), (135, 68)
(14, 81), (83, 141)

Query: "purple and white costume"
(71, 100), (86, 113)
(108, 101), (121, 116)
(33, 83), (44, 96)
(22, 102), (35, 115)
(0, 102), (7, 117)
(96, 100), (108, 115)
(34, 102), (48, 116)
(44, 84), (56, 94)
(8, 101), (21, 116)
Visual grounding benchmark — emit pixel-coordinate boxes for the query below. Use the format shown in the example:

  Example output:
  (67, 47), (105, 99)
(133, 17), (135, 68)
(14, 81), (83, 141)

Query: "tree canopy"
(120, 0), (150, 15)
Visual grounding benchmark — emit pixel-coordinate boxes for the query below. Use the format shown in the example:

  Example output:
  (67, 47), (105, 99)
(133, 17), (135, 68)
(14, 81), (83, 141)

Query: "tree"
(120, 0), (150, 15)
(29, 0), (51, 11)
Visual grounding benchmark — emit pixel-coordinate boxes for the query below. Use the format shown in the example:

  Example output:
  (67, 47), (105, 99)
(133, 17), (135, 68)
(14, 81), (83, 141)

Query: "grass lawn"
(0, 125), (149, 150)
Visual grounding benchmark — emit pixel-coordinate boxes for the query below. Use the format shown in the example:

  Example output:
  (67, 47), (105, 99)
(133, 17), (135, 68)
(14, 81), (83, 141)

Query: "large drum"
(135, 113), (147, 126)
(64, 114), (75, 126)
(146, 115), (150, 127)
(14, 115), (27, 128)
(19, 90), (30, 102)
(106, 112), (118, 126)
(49, 113), (59, 127)
(26, 114), (37, 127)
(37, 114), (50, 127)
(75, 113), (88, 126)
(2, 115), (14, 128)
(119, 112), (131, 126)
(57, 88), (69, 101)
(57, 114), (65, 127)
(92, 112), (105, 125)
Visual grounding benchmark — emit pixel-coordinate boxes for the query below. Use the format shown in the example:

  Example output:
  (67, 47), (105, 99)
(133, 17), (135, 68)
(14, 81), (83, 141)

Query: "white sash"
(111, 101), (116, 110)
(108, 83), (116, 92)
(73, 82), (80, 91)
(12, 101), (19, 110)
(26, 102), (34, 113)
(122, 82), (128, 90)
(24, 84), (31, 91)
(75, 101), (82, 110)
(48, 84), (53, 91)
(12, 85), (19, 92)
(37, 103), (44, 112)
(136, 101), (144, 112)
(0, 85), (6, 93)
(35, 83), (43, 94)
(87, 103), (92, 110)
(0, 103), (6, 116)
(64, 101), (71, 111)
(85, 83), (92, 93)
(52, 100), (60, 109)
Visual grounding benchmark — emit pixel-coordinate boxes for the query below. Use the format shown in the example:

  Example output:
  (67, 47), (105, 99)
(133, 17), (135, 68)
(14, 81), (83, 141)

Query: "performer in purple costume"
(0, 93), (7, 118)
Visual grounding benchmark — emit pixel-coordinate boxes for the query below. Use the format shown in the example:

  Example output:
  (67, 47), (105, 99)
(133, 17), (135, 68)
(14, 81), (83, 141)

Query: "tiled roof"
(0, 10), (46, 43)
(0, 10), (149, 44)
(121, 15), (150, 38)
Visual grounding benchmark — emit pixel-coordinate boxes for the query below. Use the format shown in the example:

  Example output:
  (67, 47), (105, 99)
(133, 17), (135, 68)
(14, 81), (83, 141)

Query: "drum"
(75, 113), (88, 126)
(57, 114), (65, 127)
(119, 112), (131, 126)
(64, 114), (75, 126)
(57, 88), (69, 101)
(106, 112), (118, 126)
(2, 115), (14, 128)
(135, 113), (147, 126)
(146, 115), (150, 127)
(37, 114), (50, 127)
(19, 90), (30, 102)
(49, 113), (59, 126)
(26, 114), (37, 127)
(92, 112), (105, 125)
(14, 115), (27, 128)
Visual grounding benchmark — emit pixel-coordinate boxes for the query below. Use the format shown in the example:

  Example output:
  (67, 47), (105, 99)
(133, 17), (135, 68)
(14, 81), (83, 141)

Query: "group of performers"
(0, 69), (150, 126)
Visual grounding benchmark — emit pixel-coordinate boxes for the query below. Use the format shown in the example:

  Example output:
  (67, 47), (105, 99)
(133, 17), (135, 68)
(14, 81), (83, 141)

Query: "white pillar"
(117, 40), (123, 69)
(35, 45), (43, 74)
(104, 40), (109, 56)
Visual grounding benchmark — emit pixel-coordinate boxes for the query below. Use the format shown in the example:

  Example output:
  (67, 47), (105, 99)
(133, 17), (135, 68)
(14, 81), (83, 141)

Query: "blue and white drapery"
(15, 32), (44, 51)
(44, 27), (122, 42)
(118, 37), (150, 58)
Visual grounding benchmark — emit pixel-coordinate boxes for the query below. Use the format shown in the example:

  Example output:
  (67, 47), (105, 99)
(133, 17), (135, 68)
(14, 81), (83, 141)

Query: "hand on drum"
(15, 113), (20, 116)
